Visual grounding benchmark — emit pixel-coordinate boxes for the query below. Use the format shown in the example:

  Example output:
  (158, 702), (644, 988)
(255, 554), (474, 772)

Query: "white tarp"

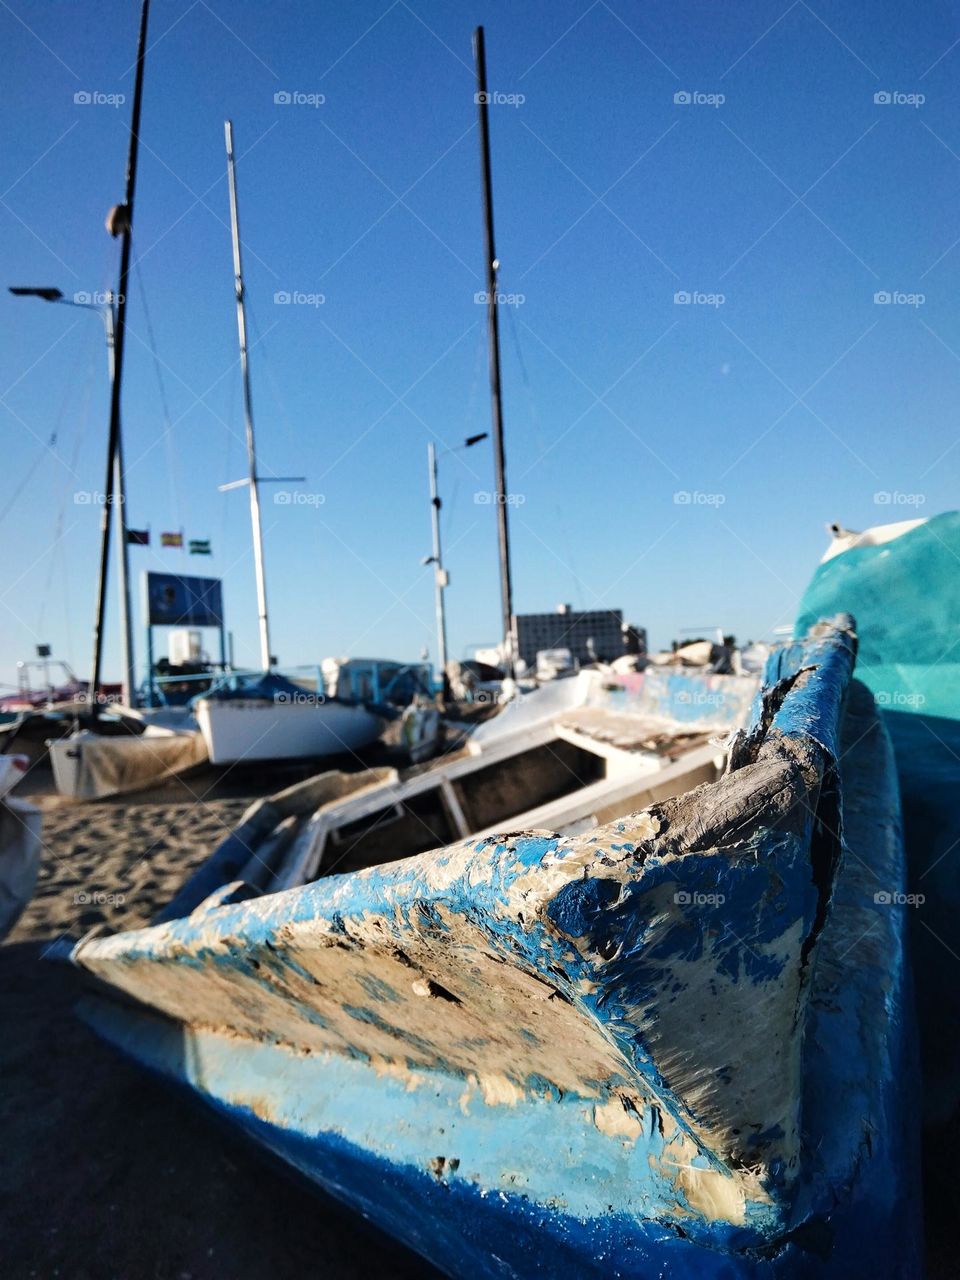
(50, 729), (208, 800)
(470, 671), (597, 748)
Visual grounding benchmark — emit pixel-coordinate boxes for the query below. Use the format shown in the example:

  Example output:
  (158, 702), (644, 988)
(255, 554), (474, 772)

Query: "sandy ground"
(0, 781), (437, 1280)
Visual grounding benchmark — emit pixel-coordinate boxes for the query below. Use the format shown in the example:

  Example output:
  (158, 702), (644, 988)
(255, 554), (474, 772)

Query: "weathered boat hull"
(71, 618), (921, 1277)
(195, 695), (387, 763)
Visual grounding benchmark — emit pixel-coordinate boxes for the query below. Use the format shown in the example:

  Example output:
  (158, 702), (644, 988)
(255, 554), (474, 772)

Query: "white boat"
(46, 708), (206, 799)
(196, 674), (387, 765)
(190, 661), (759, 892)
(822, 516), (926, 561)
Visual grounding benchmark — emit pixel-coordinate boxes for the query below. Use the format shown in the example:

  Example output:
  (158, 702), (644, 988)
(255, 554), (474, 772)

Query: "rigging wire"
(0, 439), (55, 528)
(8, 242), (116, 661)
(465, 315), (485, 433)
(218, 358), (239, 570)
(0, 318), (92, 530)
(37, 329), (101, 643)
(440, 323), (487, 548)
(133, 252), (185, 551)
(246, 293), (298, 469)
(504, 301), (587, 610)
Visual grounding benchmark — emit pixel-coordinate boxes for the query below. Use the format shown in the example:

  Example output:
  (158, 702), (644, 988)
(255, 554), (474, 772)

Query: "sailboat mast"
(89, 0), (150, 711)
(473, 26), (515, 679)
(224, 120), (271, 671)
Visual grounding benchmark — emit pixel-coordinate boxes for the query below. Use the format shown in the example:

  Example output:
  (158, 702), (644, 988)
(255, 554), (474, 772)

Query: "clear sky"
(2, 0), (959, 689)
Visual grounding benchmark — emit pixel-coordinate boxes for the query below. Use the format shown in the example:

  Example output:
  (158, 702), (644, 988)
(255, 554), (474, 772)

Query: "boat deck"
(557, 707), (714, 757)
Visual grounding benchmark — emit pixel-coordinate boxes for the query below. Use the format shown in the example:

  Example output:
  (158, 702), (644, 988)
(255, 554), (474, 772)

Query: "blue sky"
(2, 0), (960, 688)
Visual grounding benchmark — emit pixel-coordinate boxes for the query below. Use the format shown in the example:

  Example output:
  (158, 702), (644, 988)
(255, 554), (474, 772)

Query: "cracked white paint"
(593, 1095), (645, 1141)
(674, 1162), (748, 1225)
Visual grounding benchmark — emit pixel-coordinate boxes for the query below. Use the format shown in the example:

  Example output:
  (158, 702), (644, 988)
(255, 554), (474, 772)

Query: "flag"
(189, 539), (211, 556)
(161, 531), (183, 548)
(126, 528), (149, 546)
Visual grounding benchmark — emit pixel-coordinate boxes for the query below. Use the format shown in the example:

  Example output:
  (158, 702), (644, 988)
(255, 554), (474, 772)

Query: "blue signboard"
(144, 572), (224, 628)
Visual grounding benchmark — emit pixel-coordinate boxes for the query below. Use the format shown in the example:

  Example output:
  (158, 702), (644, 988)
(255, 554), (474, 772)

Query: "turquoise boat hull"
(798, 512), (960, 1133)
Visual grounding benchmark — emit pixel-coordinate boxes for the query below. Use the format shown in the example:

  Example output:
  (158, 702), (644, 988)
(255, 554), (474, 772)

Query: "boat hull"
(47, 726), (206, 799)
(195, 696), (386, 763)
(82, 925), (918, 1280)
(798, 511), (960, 1135)
(71, 618), (922, 1276)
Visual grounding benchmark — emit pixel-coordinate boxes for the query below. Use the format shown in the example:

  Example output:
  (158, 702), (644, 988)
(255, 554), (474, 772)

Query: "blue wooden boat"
(67, 615), (921, 1277)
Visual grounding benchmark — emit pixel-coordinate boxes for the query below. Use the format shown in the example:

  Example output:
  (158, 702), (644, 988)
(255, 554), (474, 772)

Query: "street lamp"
(425, 432), (488, 701)
(9, 285), (136, 707)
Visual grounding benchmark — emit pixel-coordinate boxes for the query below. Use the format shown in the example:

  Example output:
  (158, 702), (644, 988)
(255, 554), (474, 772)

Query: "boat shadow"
(0, 937), (438, 1279)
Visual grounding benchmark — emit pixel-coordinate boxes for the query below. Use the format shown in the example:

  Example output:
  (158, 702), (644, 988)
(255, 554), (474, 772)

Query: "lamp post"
(423, 433), (488, 701)
(9, 286), (136, 707)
